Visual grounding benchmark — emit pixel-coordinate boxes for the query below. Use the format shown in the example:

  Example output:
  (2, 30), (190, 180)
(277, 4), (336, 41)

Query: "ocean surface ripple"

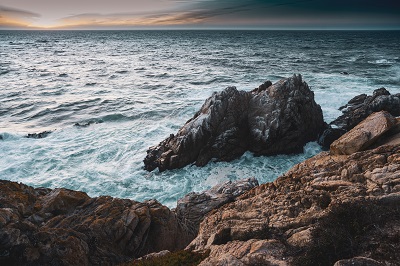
(1, 30), (399, 207)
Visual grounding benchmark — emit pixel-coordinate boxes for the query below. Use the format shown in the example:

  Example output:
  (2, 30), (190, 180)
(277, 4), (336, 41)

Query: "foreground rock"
(144, 74), (324, 172)
(0, 183), (194, 265)
(186, 113), (400, 265)
(319, 88), (400, 148)
(0, 177), (256, 265)
(175, 177), (259, 234)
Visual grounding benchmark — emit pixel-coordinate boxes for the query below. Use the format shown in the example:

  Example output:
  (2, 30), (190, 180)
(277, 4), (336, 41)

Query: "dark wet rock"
(144, 74), (324, 172)
(25, 130), (52, 139)
(340, 71), (349, 75)
(74, 120), (102, 128)
(175, 177), (259, 234)
(0, 181), (194, 265)
(319, 88), (400, 148)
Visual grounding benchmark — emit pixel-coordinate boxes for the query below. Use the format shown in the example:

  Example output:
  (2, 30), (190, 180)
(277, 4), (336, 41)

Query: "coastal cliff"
(1, 79), (400, 265)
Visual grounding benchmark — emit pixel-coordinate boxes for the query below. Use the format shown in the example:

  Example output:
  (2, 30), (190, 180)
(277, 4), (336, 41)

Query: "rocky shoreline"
(1, 76), (400, 265)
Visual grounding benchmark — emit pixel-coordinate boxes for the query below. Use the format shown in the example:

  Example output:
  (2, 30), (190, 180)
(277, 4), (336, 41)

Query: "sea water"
(1, 30), (399, 207)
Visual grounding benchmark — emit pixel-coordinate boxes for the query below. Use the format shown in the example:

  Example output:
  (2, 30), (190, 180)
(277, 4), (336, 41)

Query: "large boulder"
(0, 181), (194, 265)
(144, 74), (324, 172)
(319, 88), (400, 148)
(187, 114), (400, 265)
(330, 111), (398, 155)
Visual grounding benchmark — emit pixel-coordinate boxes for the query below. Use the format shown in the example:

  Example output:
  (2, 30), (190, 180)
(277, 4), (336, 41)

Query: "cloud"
(0, 5), (40, 28)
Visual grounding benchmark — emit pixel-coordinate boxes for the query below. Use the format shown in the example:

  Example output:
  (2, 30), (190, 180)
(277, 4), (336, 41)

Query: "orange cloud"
(54, 11), (207, 29)
(0, 5), (40, 28)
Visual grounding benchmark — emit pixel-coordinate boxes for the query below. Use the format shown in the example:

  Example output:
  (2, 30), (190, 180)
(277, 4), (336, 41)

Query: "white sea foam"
(0, 30), (399, 208)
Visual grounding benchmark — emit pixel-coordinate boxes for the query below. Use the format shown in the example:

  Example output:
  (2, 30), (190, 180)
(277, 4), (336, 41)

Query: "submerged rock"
(319, 88), (400, 148)
(144, 74), (324, 172)
(25, 130), (53, 139)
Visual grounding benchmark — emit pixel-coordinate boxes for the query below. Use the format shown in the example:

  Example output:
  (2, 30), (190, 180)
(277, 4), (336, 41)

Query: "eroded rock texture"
(0, 184), (194, 265)
(319, 87), (400, 148)
(187, 112), (400, 265)
(144, 74), (324, 172)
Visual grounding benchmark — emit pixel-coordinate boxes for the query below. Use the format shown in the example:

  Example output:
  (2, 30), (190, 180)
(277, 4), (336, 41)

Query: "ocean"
(1, 30), (399, 207)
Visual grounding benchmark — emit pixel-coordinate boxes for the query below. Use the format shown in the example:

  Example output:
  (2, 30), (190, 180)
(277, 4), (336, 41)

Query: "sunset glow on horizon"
(1, 0), (399, 30)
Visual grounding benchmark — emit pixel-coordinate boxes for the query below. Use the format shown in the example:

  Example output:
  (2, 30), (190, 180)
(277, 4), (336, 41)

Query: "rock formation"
(144, 74), (324, 172)
(0, 177), (256, 265)
(319, 87), (400, 148)
(185, 111), (400, 265)
(175, 177), (259, 234)
(0, 184), (194, 265)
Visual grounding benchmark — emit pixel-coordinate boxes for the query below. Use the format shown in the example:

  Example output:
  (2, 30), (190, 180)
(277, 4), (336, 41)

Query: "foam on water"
(1, 30), (399, 207)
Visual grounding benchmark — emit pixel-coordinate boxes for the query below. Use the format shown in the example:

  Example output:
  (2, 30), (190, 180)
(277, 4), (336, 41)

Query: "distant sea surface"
(1, 30), (399, 207)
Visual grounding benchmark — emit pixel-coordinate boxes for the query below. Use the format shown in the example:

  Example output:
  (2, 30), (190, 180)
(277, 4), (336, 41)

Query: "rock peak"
(144, 74), (324, 172)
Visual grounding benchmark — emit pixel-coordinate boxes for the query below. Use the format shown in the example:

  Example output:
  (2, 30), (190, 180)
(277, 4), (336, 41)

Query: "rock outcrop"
(175, 177), (259, 234)
(330, 111), (399, 155)
(144, 74), (324, 172)
(319, 88), (400, 148)
(0, 177), (257, 265)
(0, 183), (194, 265)
(186, 112), (400, 265)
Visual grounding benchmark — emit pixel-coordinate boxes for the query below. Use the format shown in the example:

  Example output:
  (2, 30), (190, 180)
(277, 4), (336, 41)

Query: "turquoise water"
(1, 30), (399, 207)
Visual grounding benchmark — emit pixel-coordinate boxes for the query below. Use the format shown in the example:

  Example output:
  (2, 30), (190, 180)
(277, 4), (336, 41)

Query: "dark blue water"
(1, 30), (399, 207)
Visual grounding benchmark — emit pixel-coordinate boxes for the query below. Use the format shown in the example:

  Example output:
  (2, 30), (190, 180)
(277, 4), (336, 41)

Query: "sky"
(0, 0), (399, 30)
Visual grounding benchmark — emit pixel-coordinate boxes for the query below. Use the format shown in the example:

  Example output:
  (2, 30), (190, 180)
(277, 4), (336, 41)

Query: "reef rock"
(319, 87), (400, 148)
(187, 113), (400, 265)
(144, 74), (324, 171)
(0, 183), (194, 265)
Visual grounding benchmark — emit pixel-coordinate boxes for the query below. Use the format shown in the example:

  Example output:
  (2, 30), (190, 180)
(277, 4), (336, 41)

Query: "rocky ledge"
(144, 74), (324, 172)
(0, 176), (257, 265)
(186, 111), (400, 265)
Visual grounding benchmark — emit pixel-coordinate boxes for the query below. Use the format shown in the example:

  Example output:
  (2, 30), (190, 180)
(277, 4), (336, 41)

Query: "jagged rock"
(330, 111), (398, 155)
(188, 115), (400, 265)
(319, 88), (400, 148)
(144, 74), (324, 171)
(25, 130), (53, 139)
(175, 177), (259, 234)
(0, 182), (194, 265)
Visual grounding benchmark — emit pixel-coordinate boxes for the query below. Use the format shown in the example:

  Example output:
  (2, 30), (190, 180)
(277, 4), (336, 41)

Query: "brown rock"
(319, 87), (400, 148)
(0, 181), (194, 265)
(330, 111), (397, 155)
(188, 142), (400, 265)
(175, 177), (258, 234)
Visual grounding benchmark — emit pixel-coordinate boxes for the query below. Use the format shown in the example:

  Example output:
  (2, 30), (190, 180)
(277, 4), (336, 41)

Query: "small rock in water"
(74, 120), (102, 127)
(340, 71), (349, 75)
(26, 130), (52, 139)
